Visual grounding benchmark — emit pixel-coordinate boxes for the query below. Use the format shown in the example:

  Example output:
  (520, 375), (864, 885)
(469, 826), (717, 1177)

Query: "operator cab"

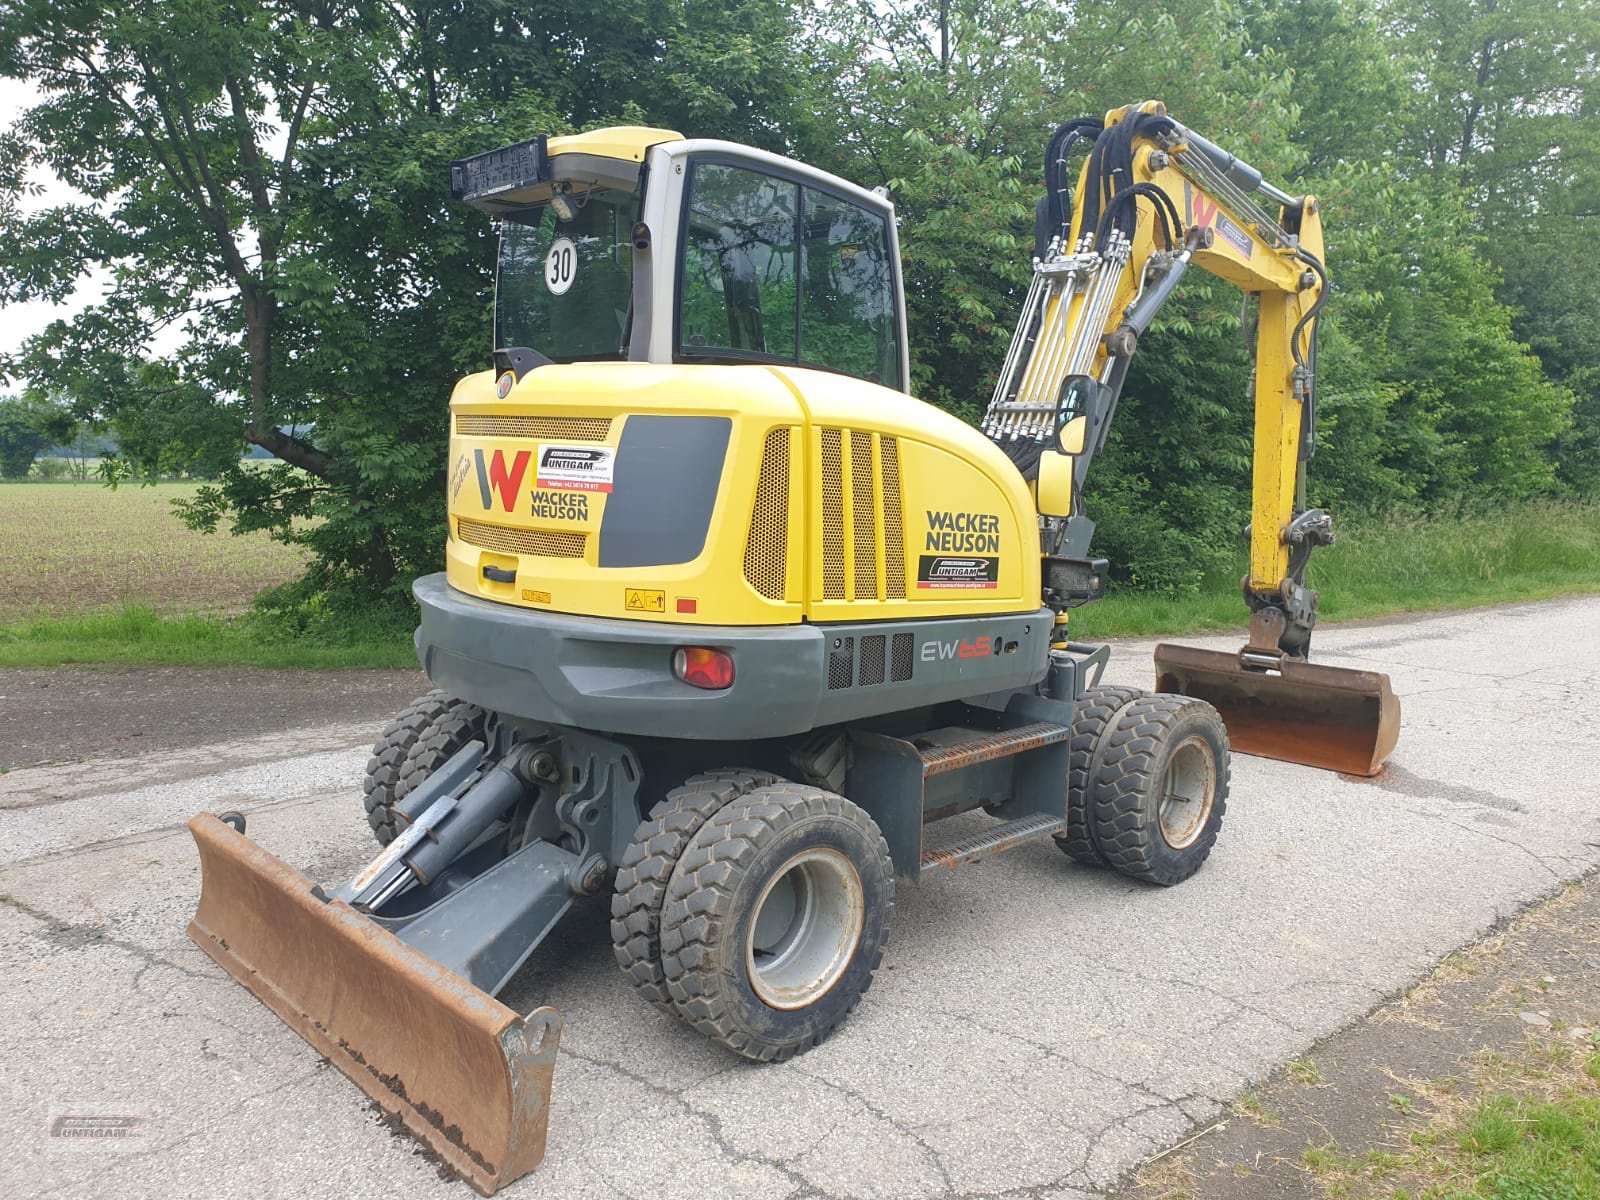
(451, 127), (910, 392)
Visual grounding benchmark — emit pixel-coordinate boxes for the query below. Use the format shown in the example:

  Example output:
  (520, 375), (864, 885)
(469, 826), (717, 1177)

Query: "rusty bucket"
(187, 814), (561, 1195)
(1153, 644), (1400, 777)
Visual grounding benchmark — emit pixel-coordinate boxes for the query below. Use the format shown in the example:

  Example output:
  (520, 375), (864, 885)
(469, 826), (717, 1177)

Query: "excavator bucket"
(187, 813), (561, 1196)
(1153, 643), (1400, 777)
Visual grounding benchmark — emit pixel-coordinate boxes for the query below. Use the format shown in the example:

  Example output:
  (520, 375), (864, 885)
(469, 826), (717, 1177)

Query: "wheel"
(1055, 684), (1146, 866)
(362, 690), (485, 845)
(659, 783), (894, 1062)
(1087, 694), (1229, 886)
(609, 768), (780, 1013)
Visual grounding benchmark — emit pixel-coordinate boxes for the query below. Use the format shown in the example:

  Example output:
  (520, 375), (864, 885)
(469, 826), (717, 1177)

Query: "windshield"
(495, 186), (638, 361)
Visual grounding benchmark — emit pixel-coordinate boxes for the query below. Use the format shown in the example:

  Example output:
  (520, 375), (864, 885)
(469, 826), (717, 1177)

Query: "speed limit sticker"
(545, 236), (577, 295)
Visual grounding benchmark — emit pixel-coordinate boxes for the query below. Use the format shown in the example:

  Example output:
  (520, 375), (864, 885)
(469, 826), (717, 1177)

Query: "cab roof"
(547, 126), (684, 163)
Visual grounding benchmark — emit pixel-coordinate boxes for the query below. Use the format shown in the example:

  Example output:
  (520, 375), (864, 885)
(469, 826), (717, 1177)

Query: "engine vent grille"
(744, 428), (791, 600)
(818, 429), (906, 602)
(880, 437), (906, 598)
(850, 433), (878, 599)
(454, 414), (612, 441)
(820, 429), (846, 600)
(891, 633), (914, 682)
(456, 518), (585, 559)
(859, 634), (886, 685)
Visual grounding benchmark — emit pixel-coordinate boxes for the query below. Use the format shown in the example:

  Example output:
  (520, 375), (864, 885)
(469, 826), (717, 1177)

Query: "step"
(908, 722), (1072, 778)
(920, 813), (1066, 874)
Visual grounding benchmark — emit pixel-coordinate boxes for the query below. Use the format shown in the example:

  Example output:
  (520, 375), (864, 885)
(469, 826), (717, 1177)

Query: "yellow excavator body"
(185, 105), (1400, 1193)
(445, 362), (1042, 626)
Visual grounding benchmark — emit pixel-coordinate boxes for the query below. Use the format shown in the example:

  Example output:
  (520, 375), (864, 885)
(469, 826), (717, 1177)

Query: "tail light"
(673, 647), (734, 690)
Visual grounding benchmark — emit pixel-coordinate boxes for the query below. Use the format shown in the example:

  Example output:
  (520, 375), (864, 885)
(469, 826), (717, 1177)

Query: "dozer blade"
(1153, 643), (1400, 777)
(187, 813), (561, 1196)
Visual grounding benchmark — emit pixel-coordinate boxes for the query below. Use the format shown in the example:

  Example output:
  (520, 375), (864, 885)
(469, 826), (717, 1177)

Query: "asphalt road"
(3, 597), (1598, 1200)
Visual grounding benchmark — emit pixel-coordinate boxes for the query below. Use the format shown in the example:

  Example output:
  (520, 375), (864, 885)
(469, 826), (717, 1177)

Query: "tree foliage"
(0, 392), (68, 478)
(0, 0), (1591, 606)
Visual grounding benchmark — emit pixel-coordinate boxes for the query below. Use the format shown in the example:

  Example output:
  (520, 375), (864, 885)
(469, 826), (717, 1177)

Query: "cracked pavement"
(2, 595), (1598, 1199)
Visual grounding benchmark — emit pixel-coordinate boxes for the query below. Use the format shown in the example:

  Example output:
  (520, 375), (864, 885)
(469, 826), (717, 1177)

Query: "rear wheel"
(659, 784), (893, 1061)
(610, 769), (780, 1013)
(1088, 694), (1229, 885)
(362, 691), (485, 845)
(1055, 685), (1146, 866)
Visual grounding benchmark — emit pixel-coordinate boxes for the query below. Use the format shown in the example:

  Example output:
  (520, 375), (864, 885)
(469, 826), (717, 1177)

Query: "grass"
(1068, 499), (1600, 640)
(1296, 1027), (1600, 1199)
(1, 484), (1597, 669)
(0, 605), (418, 669)
(1289, 1056), (1328, 1087)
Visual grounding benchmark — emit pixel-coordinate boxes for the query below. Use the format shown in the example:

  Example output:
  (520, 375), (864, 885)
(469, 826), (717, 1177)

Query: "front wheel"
(1088, 694), (1229, 886)
(659, 784), (894, 1062)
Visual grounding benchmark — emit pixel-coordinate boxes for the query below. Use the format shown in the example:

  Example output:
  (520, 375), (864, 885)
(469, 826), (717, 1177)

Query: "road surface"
(3, 597), (1597, 1199)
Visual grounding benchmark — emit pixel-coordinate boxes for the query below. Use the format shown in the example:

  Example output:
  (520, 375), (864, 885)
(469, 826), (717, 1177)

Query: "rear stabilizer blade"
(1154, 643), (1400, 777)
(187, 813), (561, 1195)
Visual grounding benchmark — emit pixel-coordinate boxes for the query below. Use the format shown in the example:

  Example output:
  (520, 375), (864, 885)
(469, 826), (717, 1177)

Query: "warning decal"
(537, 444), (614, 493)
(916, 555), (1000, 589)
(625, 588), (666, 613)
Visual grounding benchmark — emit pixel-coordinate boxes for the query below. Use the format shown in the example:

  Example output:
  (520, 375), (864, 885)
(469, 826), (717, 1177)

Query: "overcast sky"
(0, 77), (112, 363)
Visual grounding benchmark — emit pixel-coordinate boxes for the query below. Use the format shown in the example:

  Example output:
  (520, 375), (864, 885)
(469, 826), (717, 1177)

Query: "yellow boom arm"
(989, 101), (1399, 776)
(986, 100), (1329, 656)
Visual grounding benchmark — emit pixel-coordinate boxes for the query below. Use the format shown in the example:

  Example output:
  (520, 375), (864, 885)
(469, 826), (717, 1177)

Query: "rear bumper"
(415, 574), (827, 739)
(415, 574), (1055, 741)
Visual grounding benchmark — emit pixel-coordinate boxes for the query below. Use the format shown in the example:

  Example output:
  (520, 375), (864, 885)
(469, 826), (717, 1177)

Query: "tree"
(1379, 0), (1598, 495)
(0, 0), (813, 611)
(0, 393), (59, 477)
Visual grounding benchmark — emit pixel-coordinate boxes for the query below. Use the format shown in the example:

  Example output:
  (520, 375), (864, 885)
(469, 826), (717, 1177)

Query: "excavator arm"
(987, 102), (1399, 775)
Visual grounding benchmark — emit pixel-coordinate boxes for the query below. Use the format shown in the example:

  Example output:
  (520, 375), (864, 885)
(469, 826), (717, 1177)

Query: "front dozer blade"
(1153, 643), (1400, 777)
(187, 814), (561, 1196)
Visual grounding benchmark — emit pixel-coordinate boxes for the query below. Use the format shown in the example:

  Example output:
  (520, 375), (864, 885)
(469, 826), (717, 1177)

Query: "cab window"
(678, 161), (900, 388)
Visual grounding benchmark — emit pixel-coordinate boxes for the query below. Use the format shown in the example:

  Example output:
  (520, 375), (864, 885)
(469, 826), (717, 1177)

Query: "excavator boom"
(987, 102), (1400, 775)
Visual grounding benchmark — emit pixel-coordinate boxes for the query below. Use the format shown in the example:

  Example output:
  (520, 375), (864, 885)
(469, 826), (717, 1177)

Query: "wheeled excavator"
(186, 103), (1400, 1193)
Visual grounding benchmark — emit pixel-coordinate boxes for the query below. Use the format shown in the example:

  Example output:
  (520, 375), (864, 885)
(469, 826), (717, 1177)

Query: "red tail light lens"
(673, 647), (735, 690)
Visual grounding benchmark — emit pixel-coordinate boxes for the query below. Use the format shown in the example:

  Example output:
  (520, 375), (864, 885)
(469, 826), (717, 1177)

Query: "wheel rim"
(1158, 735), (1217, 850)
(745, 848), (865, 1010)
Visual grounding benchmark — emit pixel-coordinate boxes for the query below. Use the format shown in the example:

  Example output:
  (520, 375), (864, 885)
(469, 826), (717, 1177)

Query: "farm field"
(0, 482), (1597, 670)
(0, 481), (308, 620)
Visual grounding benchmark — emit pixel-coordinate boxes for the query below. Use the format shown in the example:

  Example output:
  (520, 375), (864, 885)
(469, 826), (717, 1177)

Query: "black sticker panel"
(916, 555), (1000, 589)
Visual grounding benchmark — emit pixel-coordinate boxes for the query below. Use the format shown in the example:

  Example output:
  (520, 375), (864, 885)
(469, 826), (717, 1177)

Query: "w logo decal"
(474, 448), (532, 512)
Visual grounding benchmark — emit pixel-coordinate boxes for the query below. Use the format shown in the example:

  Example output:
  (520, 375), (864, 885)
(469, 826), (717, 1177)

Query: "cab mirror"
(1036, 449), (1075, 518)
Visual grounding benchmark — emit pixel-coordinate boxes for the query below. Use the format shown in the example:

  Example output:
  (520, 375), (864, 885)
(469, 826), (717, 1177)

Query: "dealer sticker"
(917, 555), (1000, 589)
(536, 444), (614, 493)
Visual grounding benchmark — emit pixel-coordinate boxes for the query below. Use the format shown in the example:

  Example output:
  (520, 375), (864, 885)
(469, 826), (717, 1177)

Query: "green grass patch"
(0, 605), (416, 670)
(1069, 499), (1600, 640)
(1297, 1015), (1600, 1199)
(1447, 1092), (1600, 1198)
(2, 494), (1596, 669)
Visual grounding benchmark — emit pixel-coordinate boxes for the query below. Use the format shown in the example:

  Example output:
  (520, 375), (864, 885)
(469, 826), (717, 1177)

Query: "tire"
(362, 690), (485, 846)
(1087, 694), (1229, 886)
(659, 783), (894, 1062)
(1055, 684), (1147, 866)
(610, 768), (781, 1013)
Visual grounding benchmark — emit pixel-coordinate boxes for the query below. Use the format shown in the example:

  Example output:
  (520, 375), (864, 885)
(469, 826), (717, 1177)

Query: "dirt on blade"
(0, 665), (427, 770)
